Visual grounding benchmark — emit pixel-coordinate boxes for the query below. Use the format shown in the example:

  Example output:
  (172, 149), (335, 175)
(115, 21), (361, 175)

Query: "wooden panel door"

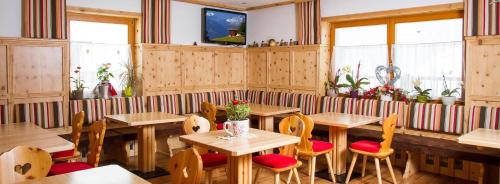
(229, 52), (245, 87)
(0, 45), (6, 96)
(142, 50), (182, 94)
(292, 49), (318, 91)
(268, 49), (290, 89)
(183, 50), (214, 90)
(12, 46), (63, 97)
(247, 50), (267, 88)
(215, 51), (245, 89)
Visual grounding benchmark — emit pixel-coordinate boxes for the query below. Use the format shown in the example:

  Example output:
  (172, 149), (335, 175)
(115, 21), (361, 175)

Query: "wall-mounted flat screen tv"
(202, 8), (246, 45)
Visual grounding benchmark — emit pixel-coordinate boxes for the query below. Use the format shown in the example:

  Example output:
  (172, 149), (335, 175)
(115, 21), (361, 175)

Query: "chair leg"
(286, 170), (293, 184)
(310, 156), (316, 184)
(307, 158), (312, 176)
(325, 153), (336, 183)
(362, 155), (367, 177)
(206, 170), (213, 184)
(253, 168), (261, 184)
(293, 168), (301, 184)
(375, 158), (382, 184)
(275, 173), (280, 184)
(386, 158), (398, 184)
(346, 152), (358, 184)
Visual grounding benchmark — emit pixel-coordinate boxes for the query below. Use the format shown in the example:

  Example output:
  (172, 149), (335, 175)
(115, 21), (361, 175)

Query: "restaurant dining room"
(1, 0), (500, 184)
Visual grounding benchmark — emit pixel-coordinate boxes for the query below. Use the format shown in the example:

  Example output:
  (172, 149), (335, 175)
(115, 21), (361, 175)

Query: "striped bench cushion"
(408, 103), (465, 134)
(357, 99), (379, 116)
(318, 96), (357, 114)
(146, 94), (185, 115)
(247, 90), (266, 104)
(110, 96), (146, 115)
(185, 92), (217, 114)
(377, 101), (408, 127)
(468, 106), (500, 132)
(0, 104), (7, 124)
(290, 93), (317, 115)
(234, 90), (247, 100)
(216, 91), (235, 105)
(70, 99), (110, 125)
(14, 101), (64, 128)
(264, 91), (292, 106)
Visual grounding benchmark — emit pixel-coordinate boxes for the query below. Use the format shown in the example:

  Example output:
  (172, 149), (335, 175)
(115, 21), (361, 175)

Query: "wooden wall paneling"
(182, 47), (214, 92)
(229, 51), (246, 89)
(0, 45), (6, 97)
(214, 48), (246, 90)
(141, 45), (182, 96)
(214, 51), (231, 89)
(268, 47), (291, 90)
(291, 46), (318, 92)
(318, 45), (331, 96)
(247, 48), (268, 89)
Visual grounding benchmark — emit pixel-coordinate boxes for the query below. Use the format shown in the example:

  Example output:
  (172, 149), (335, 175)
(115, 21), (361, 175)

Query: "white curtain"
(333, 44), (389, 92)
(70, 42), (131, 98)
(393, 41), (463, 98)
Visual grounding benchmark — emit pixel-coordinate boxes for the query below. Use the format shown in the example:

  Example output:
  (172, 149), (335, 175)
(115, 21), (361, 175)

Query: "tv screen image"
(203, 8), (246, 45)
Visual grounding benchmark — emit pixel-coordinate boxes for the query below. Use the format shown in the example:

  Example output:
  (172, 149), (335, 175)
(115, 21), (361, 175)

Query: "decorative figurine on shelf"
(252, 41), (258, 47)
(193, 42), (198, 46)
(260, 41), (265, 47)
(268, 39), (277, 47)
(289, 39), (294, 46)
(71, 66), (86, 100)
(375, 65), (401, 86)
(279, 39), (285, 46)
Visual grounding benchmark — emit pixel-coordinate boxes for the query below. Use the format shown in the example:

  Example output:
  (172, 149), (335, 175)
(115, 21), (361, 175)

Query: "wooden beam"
(66, 6), (141, 18)
(246, 0), (311, 11)
(173, 0), (246, 11)
(322, 3), (464, 23)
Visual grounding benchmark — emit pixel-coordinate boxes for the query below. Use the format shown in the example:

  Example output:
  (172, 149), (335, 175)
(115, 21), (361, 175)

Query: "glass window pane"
(396, 18), (463, 44)
(335, 25), (387, 46)
(70, 21), (128, 44)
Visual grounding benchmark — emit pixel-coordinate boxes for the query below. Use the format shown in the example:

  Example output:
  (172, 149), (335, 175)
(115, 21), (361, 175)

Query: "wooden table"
(217, 103), (300, 131)
(458, 128), (500, 184)
(309, 112), (382, 182)
(180, 128), (300, 184)
(0, 123), (74, 154)
(17, 165), (150, 184)
(105, 112), (186, 174)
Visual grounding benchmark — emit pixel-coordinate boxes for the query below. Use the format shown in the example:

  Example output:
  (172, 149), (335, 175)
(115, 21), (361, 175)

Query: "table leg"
(259, 116), (274, 131)
(228, 154), (253, 184)
(138, 125), (156, 173)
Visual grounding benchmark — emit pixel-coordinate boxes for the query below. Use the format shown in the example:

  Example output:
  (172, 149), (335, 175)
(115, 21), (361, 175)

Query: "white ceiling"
(202, 0), (290, 9)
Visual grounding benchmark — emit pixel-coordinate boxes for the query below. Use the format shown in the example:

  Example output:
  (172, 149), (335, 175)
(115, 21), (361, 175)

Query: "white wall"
(247, 4), (296, 44)
(0, 0), (21, 37)
(67, 0), (141, 13)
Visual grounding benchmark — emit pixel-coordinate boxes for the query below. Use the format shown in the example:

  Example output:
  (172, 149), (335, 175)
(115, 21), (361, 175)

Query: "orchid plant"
(325, 69), (349, 93)
(441, 75), (460, 97)
(412, 79), (432, 102)
(342, 63), (370, 97)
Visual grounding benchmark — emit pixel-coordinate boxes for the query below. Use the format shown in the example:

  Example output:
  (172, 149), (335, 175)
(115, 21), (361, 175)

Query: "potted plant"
(119, 60), (137, 97)
(325, 69), (349, 97)
(96, 63), (113, 99)
(224, 99), (251, 137)
(70, 66), (86, 100)
(413, 79), (432, 103)
(441, 75), (460, 106)
(343, 64), (370, 98)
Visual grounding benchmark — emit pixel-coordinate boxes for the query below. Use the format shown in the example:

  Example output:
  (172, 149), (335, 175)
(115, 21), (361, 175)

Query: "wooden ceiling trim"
(67, 6), (141, 18)
(173, 0), (247, 11)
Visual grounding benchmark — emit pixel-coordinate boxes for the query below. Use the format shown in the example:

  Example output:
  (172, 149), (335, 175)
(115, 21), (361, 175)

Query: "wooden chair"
(346, 114), (398, 184)
(294, 112), (336, 184)
(183, 115), (227, 184)
(167, 148), (203, 184)
(0, 146), (52, 183)
(200, 101), (218, 131)
(52, 111), (85, 162)
(253, 115), (304, 184)
(48, 120), (107, 175)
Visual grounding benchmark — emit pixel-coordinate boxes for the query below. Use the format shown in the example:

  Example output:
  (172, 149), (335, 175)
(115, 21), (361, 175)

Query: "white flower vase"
(327, 89), (337, 97)
(223, 119), (250, 137)
(380, 94), (393, 101)
(98, 81), (109, 99)
(441, 96), (456, 106)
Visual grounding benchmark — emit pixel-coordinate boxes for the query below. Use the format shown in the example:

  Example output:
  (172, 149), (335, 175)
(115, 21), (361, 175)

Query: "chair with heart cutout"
(167, 147), (203, 184)
(0, 146), (52, 183)
(182, 115), (227, 184)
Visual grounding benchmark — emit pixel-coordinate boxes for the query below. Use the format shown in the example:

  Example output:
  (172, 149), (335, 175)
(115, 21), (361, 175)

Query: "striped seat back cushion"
(110, 96), (146, 115)
(185, 92), (217, 114)
(146, 94), (185, 115)
(290, 93), (317, 115)
(409, 103), (465, 134)
(318, 96), (357, 114)
(70, 99), (110, 125)
(278, 92), (292, 107)
(357, 99), (379, 116)
(14, 101), (64, 128)
(247, 90), (266, 104)
(468, 105), (500, 132)
(234, 90), (247, 100)
(377, 101), (408, 127)
(265, 91), (281, 106)
(216, 91), (235, 105)
(0, 104), (7, 124)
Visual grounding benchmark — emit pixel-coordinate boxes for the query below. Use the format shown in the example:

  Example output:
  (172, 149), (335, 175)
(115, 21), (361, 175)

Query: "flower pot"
(416, 95), (428, 103)
(380, 94), (393, 101)
(98, 82), (109, 99)
(223, 119), (250, 137)
(441, 96), (456, 106)
(72, 89), (84, 100)
(123, 86), (134, 97)
(327, 89), (337, 97)
(350, 90), (359, 98)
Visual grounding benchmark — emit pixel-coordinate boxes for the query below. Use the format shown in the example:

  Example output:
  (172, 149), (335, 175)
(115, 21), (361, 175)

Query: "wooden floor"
(117, 153), (476, 184)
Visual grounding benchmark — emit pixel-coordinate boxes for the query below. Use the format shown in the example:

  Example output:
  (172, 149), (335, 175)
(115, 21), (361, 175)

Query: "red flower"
(232, 100), (239, 105)
(242, 100), (248, 104)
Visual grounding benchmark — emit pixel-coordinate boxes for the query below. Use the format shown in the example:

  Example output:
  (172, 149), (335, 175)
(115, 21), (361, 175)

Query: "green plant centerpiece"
(224, 99), (251, 137)
(441, 75), (460, 105)
(413, 79), (432, 103)
(119, 60), (137, 97)
(70, 66), (86, 100)
(96, 63), (113, 99)
(342, 64), (370, 98)
(325, 69), (349, 97)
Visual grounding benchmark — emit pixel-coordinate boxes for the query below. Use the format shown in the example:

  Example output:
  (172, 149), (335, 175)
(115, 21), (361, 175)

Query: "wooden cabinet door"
(247, 50), (268, 88)
(215, 51), (245, 89)
(0, 45), (6, 96)
(229, 52), (245, 87)
(292, 49), (318, 90)
(182, 50), (214, 90)
(12, 45), (64, 97)
(466, 38), (500, 97)
(142, 50), (182, 94)
(268, 50), (290, 89)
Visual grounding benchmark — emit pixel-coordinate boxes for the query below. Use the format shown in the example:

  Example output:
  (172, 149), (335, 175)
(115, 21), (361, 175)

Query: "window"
(332, 11), (463, 99)
(69, 13), (135, 98)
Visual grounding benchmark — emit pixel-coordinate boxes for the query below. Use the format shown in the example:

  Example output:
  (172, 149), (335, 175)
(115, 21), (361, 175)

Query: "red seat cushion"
(51, 149), (74, 159)
(49, 162), (93, 176)
(310, 139), (334, 152)
(201, 153), (227, 168)
(253, 154), (297, 169)
(350, 140), (381, 153)
(216, 123), (224, 130)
